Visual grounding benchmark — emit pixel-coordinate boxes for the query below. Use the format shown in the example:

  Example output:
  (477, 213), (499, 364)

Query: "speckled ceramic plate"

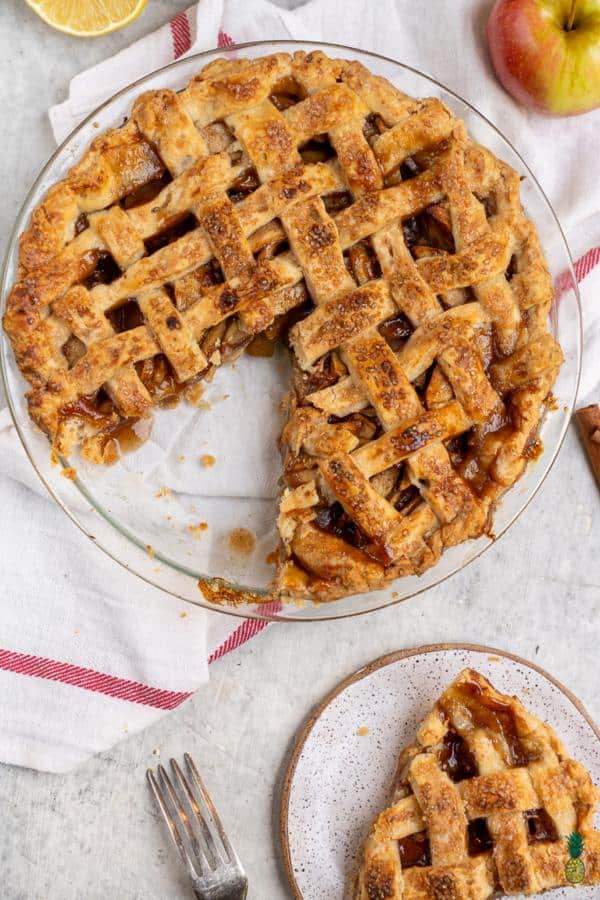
(279, 643), (600, 899)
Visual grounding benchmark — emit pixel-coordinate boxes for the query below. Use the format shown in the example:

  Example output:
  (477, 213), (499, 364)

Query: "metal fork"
(147, 753), (248, 900)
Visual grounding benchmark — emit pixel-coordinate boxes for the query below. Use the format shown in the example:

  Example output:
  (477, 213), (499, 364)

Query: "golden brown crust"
(3, 50), (563, 605)
(355, 669), (600, 899)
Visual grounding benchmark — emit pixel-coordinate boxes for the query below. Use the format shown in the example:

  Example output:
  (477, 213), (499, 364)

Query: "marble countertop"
(0, 2), (598, 898)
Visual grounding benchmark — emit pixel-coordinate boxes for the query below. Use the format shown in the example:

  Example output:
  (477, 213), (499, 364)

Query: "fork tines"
(147, 753), (247, 898)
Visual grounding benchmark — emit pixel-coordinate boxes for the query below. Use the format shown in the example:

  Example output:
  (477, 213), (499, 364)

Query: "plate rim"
(278, 642), (600, 899)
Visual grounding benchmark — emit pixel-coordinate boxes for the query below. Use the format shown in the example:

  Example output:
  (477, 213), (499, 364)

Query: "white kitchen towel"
(1, 0), (599, 774)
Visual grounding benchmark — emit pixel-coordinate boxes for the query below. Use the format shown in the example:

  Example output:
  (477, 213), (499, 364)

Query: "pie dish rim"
(0, 39), (582, 621)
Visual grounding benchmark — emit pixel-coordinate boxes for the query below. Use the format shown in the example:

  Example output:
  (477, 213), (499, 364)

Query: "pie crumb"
(61, 467), (77, 480)
(200, 454), (216, 467)
(487, 655), (501, 662)
(146, 544), (155, 559)
(183, 383), (205, 407)
(156, 485), (171, 498)
(356, 726), (369, 737)
(265, 550), (279, 565)
(228, 527), (256, 556)
(179, 455), (186, 462)
(188, 522), (208, 539)
(522, 436), (543, 461)
(179, 611), (188, 619)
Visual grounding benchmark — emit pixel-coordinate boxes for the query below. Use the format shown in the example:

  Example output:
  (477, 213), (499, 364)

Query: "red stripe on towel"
(218, 30), (235, 48)
(170, 12), (192, 59)
(0, 649), (192, 710)
(208, 601), (283, 663)
(575, 245), (600, 282)
(556, 245), (600, 298)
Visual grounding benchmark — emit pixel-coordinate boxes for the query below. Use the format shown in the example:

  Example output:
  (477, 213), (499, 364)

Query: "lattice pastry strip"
(3, 50), (565, 604)
(355, 669), (600, 899)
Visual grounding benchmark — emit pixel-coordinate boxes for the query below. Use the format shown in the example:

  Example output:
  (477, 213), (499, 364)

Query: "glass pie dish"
(0, 40), (581, 622)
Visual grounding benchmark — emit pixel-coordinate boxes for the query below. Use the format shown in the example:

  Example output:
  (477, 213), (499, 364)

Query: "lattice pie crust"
(3, 52), (563, 604)
(355, 669), (600, 898)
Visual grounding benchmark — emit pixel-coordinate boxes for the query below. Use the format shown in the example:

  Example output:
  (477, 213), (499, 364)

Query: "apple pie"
(355, 668), (600, 898)
(3, 51), (563, 604)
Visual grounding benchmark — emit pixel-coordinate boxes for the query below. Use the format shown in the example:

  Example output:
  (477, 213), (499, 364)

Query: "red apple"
(487, 0), (600, 115)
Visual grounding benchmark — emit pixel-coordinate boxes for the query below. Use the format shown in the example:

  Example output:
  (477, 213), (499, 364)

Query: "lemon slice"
(24, 0), (148, 37)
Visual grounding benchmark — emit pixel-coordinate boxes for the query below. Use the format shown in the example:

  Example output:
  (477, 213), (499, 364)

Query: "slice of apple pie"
(355, 669), (600, 898)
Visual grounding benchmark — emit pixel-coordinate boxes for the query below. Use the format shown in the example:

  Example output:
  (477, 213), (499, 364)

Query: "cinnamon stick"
(575, 404), (600, 487)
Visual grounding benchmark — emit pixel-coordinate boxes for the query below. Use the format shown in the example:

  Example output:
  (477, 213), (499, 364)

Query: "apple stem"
(566, 0), (578, 30)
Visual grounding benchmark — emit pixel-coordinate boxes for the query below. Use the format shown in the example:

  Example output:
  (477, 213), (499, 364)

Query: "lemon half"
(24, 0), (148, 37)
